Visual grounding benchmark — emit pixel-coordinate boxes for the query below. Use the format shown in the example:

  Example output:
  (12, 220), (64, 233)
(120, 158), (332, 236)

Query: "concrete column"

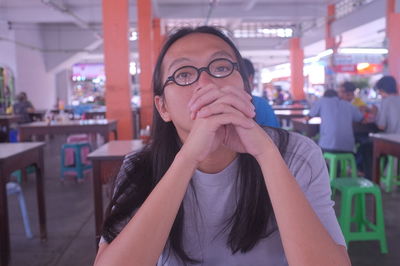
(102, 0), (133, 139)
(137, 0), (153, 129)
(289, 38), (305, 100)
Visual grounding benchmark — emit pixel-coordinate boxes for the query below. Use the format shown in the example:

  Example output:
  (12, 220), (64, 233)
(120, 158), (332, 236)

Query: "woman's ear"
(154, 96), (172, 122)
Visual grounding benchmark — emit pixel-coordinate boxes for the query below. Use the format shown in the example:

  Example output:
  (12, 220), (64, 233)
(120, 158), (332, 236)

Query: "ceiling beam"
(0, 2), (325, 24)
(157, 3), (326, 19)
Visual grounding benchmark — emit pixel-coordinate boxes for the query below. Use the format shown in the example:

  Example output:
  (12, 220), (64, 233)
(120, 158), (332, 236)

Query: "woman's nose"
(197, 70), (215, 87)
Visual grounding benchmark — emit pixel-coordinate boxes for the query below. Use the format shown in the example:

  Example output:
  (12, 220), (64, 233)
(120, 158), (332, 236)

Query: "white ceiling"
(0, 0), (386, 68)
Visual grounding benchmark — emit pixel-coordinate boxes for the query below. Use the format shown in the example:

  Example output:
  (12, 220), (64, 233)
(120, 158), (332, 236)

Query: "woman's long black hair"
(102, 26), (289, 264)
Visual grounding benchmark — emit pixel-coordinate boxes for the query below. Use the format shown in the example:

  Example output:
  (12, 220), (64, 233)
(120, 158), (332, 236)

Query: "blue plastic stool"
(61, 142), (92, 180)
(6, 182), (33, 238)
(11, 165), (36, 184)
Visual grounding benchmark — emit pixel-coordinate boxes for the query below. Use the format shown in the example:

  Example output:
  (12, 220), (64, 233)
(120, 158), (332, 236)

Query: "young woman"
(94, 26), (350, 266)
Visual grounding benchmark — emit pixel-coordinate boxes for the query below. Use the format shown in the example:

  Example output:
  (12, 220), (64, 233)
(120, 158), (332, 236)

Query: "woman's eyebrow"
(168, 57), (191, 72)
(209, 50), (235, 60)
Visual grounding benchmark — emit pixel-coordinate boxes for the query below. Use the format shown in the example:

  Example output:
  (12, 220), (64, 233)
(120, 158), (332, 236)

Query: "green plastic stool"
(323, 152), (357, 181)
(331, 177), (388, 253)
(380, 155), (400, 192)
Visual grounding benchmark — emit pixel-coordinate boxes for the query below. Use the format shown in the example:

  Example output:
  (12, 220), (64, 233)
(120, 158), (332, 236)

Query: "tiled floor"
(5, 135), (400, 266)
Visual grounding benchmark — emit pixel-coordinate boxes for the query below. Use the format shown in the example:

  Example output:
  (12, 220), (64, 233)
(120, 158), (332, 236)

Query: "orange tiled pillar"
(325, 4), (336, 90)
(325, 4), (335, 50)
(102, 0), (133, 139)
(137, 0), (153, 129)
(152, 18), (162, 66)
(289, 37), (305, 100)
(387, 0), (400, 84)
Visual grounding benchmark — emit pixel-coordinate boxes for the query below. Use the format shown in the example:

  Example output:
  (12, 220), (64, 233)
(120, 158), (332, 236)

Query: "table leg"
(372, 142), (381, 184)
(103, 131), (109, 143)
(92, 160), (103, 249)
(35, 149), (47, 241)
(0, 167), (10, 266)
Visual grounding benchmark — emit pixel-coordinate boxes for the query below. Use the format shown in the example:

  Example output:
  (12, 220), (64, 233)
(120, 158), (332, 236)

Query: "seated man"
(13, 92), (35, 123)
(309, 89), (363, 153)
(375, 75), (400, 133)
(243, 58), (279, 128)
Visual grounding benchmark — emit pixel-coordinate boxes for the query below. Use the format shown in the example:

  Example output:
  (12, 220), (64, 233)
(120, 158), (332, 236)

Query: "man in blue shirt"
(243, 58), (280, 128)
(309, 89), (363, 152)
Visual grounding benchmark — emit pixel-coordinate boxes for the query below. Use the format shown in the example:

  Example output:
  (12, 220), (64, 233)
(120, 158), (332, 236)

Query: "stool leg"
(75, 146), (85, 180)
(380, 156), (392, 192)
(331, 158), (338, 181)
(374, 191), (388, 253)
(353, 193), (367, 232)
(339, 191), (351, 246)
(340, 159), (347, 178)
(17, 189), (33, 238)
(350, 157), (357, 178)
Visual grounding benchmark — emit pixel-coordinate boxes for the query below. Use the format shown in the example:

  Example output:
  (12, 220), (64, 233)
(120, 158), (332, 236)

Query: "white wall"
(0, 22), (17, 77)
(14, 24), (55, 109)
(41, 24), (100, 72)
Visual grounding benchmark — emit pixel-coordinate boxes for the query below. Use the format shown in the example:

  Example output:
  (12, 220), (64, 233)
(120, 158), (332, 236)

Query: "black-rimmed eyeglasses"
(162, 58), (238, 89)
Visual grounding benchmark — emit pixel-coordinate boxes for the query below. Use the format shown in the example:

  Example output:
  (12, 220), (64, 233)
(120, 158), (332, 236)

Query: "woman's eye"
(215, 66), (229, 72)
(176, 72), (192, 79)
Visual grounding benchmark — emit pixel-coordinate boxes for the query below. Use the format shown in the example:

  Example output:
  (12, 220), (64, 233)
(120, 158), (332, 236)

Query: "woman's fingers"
(188, 84), (218, 107)
(194, 93), (255, 119)
(207, 112), (255, 129)
(189, 85), (252, 117)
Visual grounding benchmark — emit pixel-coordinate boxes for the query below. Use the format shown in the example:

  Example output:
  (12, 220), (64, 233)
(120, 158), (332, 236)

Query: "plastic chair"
(61, 142), (92, 180)
(380, 155), (400, 192)
(323, 152), (357, 181)
(331, 177), (387, 253)
(6, 182), (33, 239)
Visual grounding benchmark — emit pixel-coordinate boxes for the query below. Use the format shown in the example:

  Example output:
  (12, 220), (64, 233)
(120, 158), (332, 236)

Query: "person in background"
(243, 58), (280, 128)
(337, 81), (377, 179)
(13, 91), (35, 123)
(274, 86), (285, 105)
(338, 81), (366, 107)
(375, 75), (400, 133)
(309, 89), (363, 153)
(95, 26), (350, 266)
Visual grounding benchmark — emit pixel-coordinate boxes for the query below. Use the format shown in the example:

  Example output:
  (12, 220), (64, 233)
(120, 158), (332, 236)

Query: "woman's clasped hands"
(182, 84), (274, 163)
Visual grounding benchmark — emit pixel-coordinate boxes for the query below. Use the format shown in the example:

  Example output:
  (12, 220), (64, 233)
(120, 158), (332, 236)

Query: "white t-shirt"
(102, 129), (346, 266)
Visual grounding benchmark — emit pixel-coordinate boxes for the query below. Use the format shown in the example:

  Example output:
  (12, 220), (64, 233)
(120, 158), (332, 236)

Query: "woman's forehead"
(162, 33), (237, 68)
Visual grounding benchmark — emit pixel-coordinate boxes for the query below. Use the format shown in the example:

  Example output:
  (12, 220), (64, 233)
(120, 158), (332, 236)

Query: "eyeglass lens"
(173, 59), (234, 86)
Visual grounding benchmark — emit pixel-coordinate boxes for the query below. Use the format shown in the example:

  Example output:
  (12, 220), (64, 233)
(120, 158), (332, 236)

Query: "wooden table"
(274, 109), (310, 127)
(291, 117), (321, 137)
(272, 104), (309, 111)
(292, 117), (380, 138)
(370, 133), (400, 184)
(83, 109), (141, 139)
(18, 119), (118, 143)
(0, 142), (46, 266)
(87, 140), (143, 246)
(0, 115), (22, 142)
(83, 111), (105, 120)
(29, 110), (46, 122)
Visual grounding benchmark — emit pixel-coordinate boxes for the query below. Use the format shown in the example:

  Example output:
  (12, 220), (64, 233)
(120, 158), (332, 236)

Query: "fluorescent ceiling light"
(318, 49), (333, 58)
(338, 48), (388, 54)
